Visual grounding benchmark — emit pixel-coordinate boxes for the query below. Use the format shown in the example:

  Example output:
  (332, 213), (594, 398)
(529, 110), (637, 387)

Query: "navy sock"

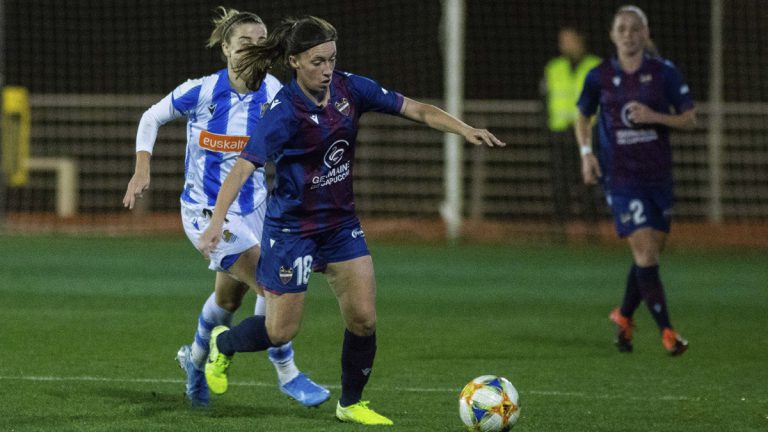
(340, 330), (377, 407)
(635, 265), (672, 330)
(217, 315), (276, 356)
(619, 264), (643, 317)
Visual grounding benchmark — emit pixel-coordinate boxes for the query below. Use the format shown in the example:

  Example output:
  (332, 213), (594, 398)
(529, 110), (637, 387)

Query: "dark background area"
(3, 0), (766, 101)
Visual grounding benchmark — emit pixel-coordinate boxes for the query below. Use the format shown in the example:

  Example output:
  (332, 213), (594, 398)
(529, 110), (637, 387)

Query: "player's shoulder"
(262, 73), (283, 94)
(335, 70), (390, 98)
(584, 59), (610, 81)
(334, 70), (375, 87)
(172, 70), (221, 96)
(646, 55), (679, 72)
(262, 86), (295, 118)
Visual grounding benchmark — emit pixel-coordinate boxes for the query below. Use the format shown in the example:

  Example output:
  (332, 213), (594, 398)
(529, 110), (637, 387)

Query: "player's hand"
(122, 172), (150, 210)
(197, 225), (222, 260)
(626, 101), (658, 125)
(581, 153), (602, 185)
(464, 128), (506, 147)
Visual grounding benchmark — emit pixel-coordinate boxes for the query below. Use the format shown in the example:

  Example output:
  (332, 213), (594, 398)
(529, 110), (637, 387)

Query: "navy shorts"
(257, 218), (370, 294)
(605, 186), (674, 238)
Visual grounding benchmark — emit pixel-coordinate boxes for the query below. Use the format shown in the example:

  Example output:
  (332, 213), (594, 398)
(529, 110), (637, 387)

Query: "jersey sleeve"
(346, 73), (404, 114)
(170, 78), (204, 115)
(576, 67), (601, 117)
(135, 93), (183, 154)
(240, 95), (296, 167)
(662, 62), (694, 113)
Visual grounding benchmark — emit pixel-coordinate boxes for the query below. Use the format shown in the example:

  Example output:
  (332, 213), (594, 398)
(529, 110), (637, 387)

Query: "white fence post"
(707, 0), (724, 223)
(441, 0), (466, 241)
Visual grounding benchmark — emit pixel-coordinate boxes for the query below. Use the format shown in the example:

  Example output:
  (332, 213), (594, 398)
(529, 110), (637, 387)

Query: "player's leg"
(627, 227), (688, 355)
(604, 191), (640, 352)
(177, 205), (247, 406)
(206, 225), (329, 404)
(227, 247), (304, 381)
(188, 271), (249, 368)
(609, 261), (640, 352)
(206, 288), (306, 394)
(325, 254), (392, 426)
(226, 228), (328, 405)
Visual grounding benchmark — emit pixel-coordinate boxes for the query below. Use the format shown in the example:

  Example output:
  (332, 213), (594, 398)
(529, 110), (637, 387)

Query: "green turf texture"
(0, 234), (766, 431)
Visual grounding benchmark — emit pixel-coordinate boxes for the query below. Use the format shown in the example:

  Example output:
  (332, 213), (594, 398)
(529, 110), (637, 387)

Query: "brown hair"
(235, 16), (338, 90)
(206, 6), (264, 51)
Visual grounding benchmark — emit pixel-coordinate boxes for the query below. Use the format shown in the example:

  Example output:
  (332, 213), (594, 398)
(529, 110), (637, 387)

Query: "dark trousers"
(548, 130), (600, 242)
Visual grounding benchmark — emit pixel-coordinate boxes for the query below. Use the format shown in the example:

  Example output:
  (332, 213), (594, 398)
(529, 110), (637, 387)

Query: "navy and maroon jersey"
(577, 56), (694, 189)
(240, 70), (404, 236)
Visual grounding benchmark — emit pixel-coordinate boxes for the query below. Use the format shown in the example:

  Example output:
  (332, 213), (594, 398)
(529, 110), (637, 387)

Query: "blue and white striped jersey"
(139, 69), (281, 214)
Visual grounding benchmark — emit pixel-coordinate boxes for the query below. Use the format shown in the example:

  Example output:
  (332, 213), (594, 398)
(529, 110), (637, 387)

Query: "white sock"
(268, 341), (300, 385)
(254, 294), (267, 316)
(190, 293), (234, 369)
(255, 294), (300, 384)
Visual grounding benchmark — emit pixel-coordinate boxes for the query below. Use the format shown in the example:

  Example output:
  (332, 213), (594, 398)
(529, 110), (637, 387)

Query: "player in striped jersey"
(122, 7), (329, 407)
(196, 16), (505, 425)
(575, 6), (695, 356)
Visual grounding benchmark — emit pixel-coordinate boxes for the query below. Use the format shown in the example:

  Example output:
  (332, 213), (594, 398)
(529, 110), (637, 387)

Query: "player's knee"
(266, 322), (299, 346)
(216, 296), (242, 312)
(633, 249), (659, 267)
(346, 316), (376, 337)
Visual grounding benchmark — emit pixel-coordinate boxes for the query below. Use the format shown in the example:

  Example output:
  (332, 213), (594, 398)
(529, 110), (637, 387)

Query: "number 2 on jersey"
(629, 199), (647, 225)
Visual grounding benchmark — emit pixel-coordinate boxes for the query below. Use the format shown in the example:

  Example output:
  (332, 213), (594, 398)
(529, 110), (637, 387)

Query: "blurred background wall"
(1, 0), (766, 244)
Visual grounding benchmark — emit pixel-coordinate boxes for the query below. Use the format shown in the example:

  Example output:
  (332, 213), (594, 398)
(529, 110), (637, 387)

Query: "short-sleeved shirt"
(240, 70), (404, 236)
(170, 69), (281, 214)
(577, 56), (694, 190)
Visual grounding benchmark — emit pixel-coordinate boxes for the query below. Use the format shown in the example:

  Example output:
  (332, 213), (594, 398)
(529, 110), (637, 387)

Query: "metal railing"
(4, 95), (767, 223)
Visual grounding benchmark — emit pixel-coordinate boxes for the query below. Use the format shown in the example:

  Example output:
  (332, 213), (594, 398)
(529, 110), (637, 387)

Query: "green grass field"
(1, 234), (766, 431)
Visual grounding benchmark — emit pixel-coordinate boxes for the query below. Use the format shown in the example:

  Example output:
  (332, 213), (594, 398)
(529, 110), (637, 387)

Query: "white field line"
(0, 374), (744, 403)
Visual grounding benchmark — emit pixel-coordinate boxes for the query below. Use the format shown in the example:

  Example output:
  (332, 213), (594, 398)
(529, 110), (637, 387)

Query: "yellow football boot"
(336, 401), (393, 426)
(204, 325), (231, 395)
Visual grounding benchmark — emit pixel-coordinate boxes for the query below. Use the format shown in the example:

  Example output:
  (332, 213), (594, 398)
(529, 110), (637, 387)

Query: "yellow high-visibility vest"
(544, 55), (601, 132)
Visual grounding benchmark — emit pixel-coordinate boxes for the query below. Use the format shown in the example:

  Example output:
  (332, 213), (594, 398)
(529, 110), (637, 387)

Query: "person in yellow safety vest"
(542, 26), (602, 242)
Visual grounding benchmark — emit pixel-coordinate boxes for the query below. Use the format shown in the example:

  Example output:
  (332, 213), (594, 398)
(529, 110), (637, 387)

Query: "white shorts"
(181, 201), (266, 272)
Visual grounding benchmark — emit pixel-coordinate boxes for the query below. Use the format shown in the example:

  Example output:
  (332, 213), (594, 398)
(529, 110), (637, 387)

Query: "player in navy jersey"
(575, 5), (696, 356)
(122, 7), (328, 407)
(196, 16), (505, 426)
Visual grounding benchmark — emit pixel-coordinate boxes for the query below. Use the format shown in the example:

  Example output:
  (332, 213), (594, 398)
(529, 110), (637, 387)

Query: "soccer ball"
(458, 375), (520, 431)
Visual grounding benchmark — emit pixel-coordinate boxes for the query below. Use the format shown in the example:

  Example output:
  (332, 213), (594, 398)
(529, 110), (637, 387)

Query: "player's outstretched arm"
(197, 158), (257, 258)
(399, 97), (506, 147)
(123, 151), (151, 210)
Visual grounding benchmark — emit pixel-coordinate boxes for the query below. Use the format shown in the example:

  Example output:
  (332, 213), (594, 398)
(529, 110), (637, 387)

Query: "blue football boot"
(279, 373), (331, 407)
(176, 344), (209, 407)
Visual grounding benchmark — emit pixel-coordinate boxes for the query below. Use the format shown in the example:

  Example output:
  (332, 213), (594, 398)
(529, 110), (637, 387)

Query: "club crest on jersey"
(279, 266), (294, 284)
(222, 229), (238, 243)
(620, 213), (632, 224)
(208, 104), (216, 115)
(334, 98), (350, 116)
(613, 76), (621, 87)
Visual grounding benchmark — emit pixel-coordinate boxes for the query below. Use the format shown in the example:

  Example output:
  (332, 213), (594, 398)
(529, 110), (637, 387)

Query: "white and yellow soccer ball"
(458, 375), (520, 431)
